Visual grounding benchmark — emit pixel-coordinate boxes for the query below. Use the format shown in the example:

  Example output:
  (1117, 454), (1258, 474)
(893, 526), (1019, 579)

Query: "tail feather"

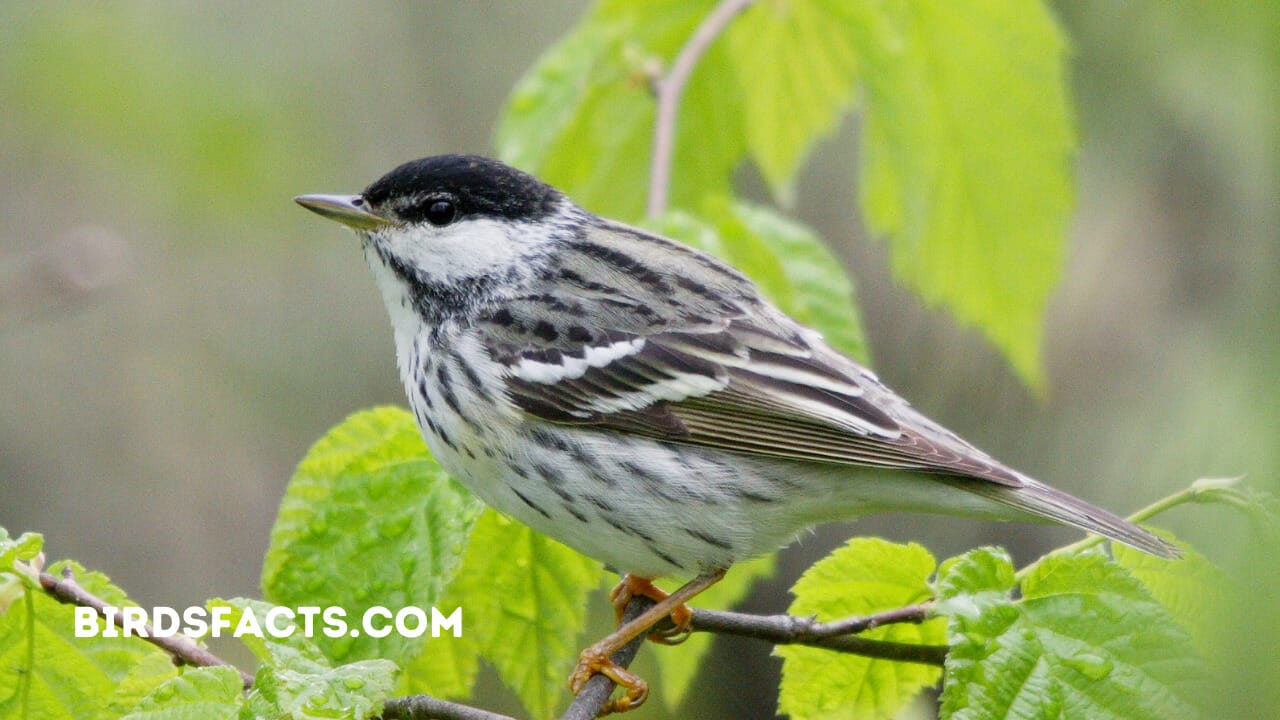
(946, 475), (1180, 559)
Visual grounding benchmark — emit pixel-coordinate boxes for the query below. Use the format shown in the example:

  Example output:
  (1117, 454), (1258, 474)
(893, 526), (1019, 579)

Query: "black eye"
(425, 198), (458, 226)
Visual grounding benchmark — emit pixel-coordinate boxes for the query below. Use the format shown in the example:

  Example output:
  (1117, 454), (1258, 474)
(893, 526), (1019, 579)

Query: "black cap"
(362, 155), (563, 224)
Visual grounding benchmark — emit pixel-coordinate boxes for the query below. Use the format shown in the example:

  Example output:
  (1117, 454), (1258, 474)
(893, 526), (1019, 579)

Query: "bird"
(295, 154), (1177, 713)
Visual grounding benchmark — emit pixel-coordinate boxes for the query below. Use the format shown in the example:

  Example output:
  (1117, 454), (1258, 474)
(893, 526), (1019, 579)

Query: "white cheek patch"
(389, 217), (553, 285)
(515, 338), (646, 383)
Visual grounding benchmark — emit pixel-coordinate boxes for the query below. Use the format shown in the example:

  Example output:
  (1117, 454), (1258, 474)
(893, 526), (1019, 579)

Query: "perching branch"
(24, 549), (943, 717)
(383, 596), (946, 719)
(37, 565), (255, 689)
(688, 603), (947, 666)
(560, 595), (656, 720)
(381, 695), (515, 720)
(646, 0), (755, 218)
(380, 597), (658, 720)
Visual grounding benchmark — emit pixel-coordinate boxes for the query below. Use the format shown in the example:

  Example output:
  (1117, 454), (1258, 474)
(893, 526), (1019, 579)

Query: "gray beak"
(294, 194), (393, 231)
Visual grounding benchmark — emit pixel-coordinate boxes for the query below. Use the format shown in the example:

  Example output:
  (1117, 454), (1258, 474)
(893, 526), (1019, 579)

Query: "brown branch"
(381, 598), (944, 718)
(381, 695), (515, 720)
(646, 0), (755, 218)
(379, 596), (657, 720)
(38, 566), (255, 688)
(688, 604), (947, 666)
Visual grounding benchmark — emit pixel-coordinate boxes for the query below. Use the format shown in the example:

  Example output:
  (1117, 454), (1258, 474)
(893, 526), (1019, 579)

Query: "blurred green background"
(1, 2), (1275, 718)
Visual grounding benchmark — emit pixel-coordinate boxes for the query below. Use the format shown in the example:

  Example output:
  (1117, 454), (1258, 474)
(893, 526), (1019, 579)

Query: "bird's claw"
(568, 645), (649, 715)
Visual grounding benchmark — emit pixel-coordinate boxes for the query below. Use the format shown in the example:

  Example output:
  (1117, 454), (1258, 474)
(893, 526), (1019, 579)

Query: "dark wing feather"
(492, 314), (1023, 488)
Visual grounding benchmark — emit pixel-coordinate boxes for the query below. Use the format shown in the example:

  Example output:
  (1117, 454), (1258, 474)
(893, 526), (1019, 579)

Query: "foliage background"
(1, 2), (1275, 717)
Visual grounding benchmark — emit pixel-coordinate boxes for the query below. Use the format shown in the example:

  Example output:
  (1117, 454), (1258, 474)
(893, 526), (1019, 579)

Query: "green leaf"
(648, 200), (869, 363)
(0, 561), (166, 720)
(726, 0), (861, 198)
(496, 0), (743, 220)
(242, 659), (397, 720)
(206, 598), (329, 673)
(935, 546), (1016, 600)
(262, 406), (484, 665)
(120, 666), (243, 720)
(652, 554), (775, 710)
(939, 552), (1205, 720)
(776, 538), (944, 720)
(107, 652), (181, 716)
(854, 1), (1074, 388)
(443, 510), (603, 720)
(1112, 534), (1232, 656)
(0, 530), (43, 571)
(399, 632), (480, 702)
(207, 600), (397, 720)
(0, 529), (43, 615)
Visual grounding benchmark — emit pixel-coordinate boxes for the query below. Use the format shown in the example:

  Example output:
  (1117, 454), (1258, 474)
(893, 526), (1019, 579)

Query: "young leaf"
(442, 510), (603, 720)
(853, 1), (1074, 388)
(0, 529), (42, 615)
(939, 551), (1206, 720)
(119, 665), (243, 720)
(726, 0), (861, 198)
(0, 529), (43, 571)
(647, 200), (869, 363)
(262, 406), (483, 665)
(0, 561), (165, 720)
(652, 553), (775, 711)
(776, 538), (944, 720)
(935, 546), (1016, 600)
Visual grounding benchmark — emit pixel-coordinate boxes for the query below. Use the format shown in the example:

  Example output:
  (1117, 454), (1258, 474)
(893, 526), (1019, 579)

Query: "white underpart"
(514, 338), (646, 383)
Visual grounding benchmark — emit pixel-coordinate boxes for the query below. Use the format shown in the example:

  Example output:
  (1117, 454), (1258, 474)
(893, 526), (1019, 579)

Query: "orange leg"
(608, 574), (695, 644)
(570, 569), (725, 714)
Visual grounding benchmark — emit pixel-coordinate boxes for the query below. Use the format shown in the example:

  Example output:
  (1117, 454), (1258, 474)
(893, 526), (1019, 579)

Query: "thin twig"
(38, 567), (255, 688)
(646, 0), (755, 218)
(688, 604), (947, 666)
(381, 695), (515, 720)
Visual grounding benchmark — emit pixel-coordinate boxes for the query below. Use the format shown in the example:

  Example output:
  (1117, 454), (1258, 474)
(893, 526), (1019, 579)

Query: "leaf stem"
(647, 0), (755, 218)
(19, 588), (34, 720)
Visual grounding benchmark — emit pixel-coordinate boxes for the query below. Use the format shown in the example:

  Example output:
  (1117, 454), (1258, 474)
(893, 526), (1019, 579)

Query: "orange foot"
(569, 570), (725, 714)
(608, 574), (694, 645)
(568, 644), (649, 715)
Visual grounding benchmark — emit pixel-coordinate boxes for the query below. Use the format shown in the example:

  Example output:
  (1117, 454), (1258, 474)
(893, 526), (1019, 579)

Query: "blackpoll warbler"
(297, 154), (1176, 712)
